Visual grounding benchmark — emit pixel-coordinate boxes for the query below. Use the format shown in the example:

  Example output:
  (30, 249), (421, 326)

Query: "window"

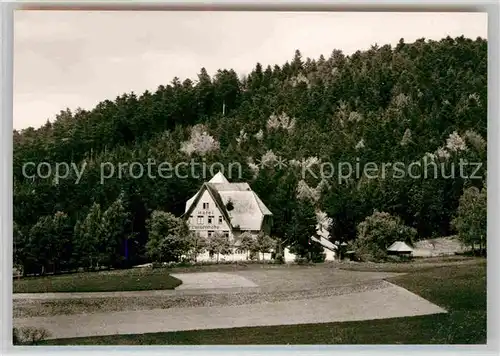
(208, 216), (214, 224)
(197, 216), (204, 224)
(223, 231), (229, 238)
(218, 216), (223, 224)
(208, 231), (214, 238)
(203, 202), (209, 209)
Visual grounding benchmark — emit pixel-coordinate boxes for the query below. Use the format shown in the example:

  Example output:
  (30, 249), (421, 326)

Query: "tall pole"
(222, 100), (226, 116)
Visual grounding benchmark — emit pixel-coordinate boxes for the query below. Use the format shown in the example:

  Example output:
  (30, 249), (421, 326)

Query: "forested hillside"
(13, 36), (487, 273)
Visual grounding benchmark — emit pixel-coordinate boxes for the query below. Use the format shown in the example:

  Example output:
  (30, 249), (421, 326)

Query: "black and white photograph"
(11, 9), (487, 346)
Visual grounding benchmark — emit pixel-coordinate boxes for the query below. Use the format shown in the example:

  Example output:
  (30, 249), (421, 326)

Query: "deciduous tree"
(452, 184), (487, 254)
(207, 232), (231, 263)
(146, 210), (190, 263)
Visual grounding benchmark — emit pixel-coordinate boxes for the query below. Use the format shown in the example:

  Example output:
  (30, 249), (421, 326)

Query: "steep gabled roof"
(208, 182), (251, 191)
(205, 183), (232, 225)
(184, 172), (273, 231)
(183, 183), (232, 227)
(209, 171), (229, 184)
(387, 241), (413, 252)
(253, 192), (273, 216)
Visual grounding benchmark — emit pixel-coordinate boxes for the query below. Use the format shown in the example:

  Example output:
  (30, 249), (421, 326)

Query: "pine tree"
(75, 203), (102, 270)
(287, 200), (317, 259)
(100, 195), (130, 268)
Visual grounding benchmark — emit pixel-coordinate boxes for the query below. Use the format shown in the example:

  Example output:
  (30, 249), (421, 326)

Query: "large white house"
(184, 172), (337, 262)
(183, 172), (273, 261)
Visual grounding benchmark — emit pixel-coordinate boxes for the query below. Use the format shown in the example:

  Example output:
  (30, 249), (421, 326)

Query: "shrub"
(309, 239), (327, 262)
(13, 328), (19, 345)
(255, 233), (276, 259)
(295, 256), (311, 265)
(151, 261), (163, 269)
(274, 253), (285, 264)
(351, 242), (387, 262)
(385, 254), (412, 263)
(13, 327), (51, 345)
(311, 251), (326, 263)
(249, 250), (259, 261)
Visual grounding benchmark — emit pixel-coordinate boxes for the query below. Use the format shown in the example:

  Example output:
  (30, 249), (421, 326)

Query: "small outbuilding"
(387, 241), (413, 257)
(310, 235), (337, 261)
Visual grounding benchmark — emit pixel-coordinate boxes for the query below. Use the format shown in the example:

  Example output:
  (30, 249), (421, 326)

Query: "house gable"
(184, 184), (233, 230)
(186, 189), (232, 233)
(183, 172), (273, 233)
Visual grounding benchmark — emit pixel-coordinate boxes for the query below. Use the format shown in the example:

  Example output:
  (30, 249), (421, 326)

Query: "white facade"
(324, 249), (336, 261)
(186, 189), (233, 239)
(195, 250), (273, 263)
(184, 172), (273, 262)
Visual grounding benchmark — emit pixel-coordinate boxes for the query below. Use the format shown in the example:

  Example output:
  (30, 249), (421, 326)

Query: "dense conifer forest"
(13, 36), (487, 274)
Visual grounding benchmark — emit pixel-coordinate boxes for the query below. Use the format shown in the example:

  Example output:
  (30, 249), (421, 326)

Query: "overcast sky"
(13, 11), (487, 130)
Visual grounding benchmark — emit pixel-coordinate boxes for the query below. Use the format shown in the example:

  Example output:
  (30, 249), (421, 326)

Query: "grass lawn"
(40, 259), (486, 345)
(13, 262), (303, 294)
(334, 256), (483, 273)
(13, 268), (182, 293)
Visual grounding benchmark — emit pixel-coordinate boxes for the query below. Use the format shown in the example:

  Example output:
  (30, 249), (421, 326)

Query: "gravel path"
(13, 269), (399, 300)
(13, 269), (403, 318)
(13, 282), (446, 340)
(13, 280), (389, 318)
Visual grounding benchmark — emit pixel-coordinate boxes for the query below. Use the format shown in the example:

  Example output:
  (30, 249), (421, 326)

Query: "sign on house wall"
(196, 210), (215, 215)
(191, 225), (222, 230)
(188, 190), (231, 232)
